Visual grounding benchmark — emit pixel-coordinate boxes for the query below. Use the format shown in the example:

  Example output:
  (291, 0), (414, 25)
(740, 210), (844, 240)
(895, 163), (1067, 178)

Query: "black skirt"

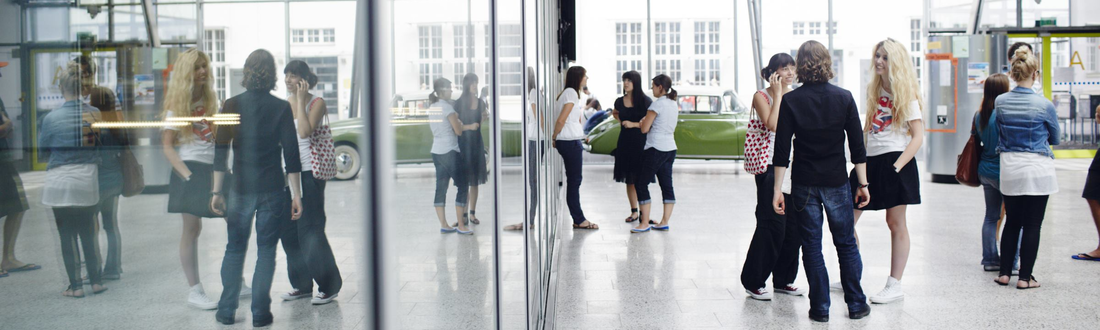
(0, 161), (29, 218)
(1083, 150), (1100, 201)
(167, 161), (222, 218)
(850, 152), (921, 210)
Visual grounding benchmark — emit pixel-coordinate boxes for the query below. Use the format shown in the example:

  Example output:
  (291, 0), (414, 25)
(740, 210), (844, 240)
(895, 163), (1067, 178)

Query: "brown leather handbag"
(955, 123), (982, 187)
(119, 147), (145, 197)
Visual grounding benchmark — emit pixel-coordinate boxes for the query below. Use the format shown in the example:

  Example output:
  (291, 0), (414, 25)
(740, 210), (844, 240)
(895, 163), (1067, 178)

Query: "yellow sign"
(927, 41), (942, 50)
(1070, 51), (1085, 70)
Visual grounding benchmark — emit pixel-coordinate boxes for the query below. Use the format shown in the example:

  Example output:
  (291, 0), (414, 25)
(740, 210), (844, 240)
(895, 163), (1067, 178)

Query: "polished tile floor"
(2, 157), (1097, 329)
(551, 158), (1100, 329)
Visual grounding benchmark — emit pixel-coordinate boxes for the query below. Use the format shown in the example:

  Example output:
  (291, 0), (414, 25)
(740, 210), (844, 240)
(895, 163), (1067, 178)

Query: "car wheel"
(334, 144), (361, 180)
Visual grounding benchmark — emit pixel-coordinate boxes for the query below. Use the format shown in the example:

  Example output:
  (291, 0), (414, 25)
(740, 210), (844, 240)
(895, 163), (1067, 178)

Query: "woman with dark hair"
(429, 77), (476, 235)
(971, 73), (1018, 273)
(992, 48), (1059, 290)
(773, 40), (870, 322)
(276, 60), (342, 305)
(553, 66), (598, 230)
(455, 73), (489, 226)
(629, 74), (679, 233)
(612, 70), (652, 224)
(39, 62), (107, 298)
(210, 49), (304, 327)
(742, 53), (805, 300)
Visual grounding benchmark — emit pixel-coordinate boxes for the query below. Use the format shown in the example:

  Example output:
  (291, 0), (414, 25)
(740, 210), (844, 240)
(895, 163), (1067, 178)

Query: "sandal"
(62, 287), (85, 298)
(993, 275), (1011, 286)
(504, 223), (524, 231)
(1017, 276), (1040, 290)
(468, 211), (480, 225)
(572, 221), (599, 230)
(625, 208), (639, 222)
(1072, 253), (1100, 261)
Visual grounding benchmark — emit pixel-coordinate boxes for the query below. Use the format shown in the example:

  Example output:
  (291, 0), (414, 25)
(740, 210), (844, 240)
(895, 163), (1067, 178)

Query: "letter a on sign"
(1070, 51), (1085, 70)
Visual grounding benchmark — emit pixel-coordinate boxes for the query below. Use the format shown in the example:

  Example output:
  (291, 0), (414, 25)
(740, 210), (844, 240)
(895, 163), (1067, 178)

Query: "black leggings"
(54, 206), (102, 290)
(999, 195), (1049, 279)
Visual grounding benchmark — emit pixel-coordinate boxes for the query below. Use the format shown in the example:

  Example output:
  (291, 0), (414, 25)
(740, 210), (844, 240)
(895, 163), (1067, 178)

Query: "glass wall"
(1, 0), (564, 328)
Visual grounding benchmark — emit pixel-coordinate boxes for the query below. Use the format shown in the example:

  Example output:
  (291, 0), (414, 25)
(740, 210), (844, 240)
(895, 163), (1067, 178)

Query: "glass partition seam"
(359, 0), (392, 328)
(490, 0), (503, 329)
(521, 0), (530, 327)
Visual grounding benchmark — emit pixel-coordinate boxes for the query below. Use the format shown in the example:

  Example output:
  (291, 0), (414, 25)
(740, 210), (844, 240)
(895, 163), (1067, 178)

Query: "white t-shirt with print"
(554, 88), (585, 141)
(164, 100), (216, 164)
(865, 88), (923, 157)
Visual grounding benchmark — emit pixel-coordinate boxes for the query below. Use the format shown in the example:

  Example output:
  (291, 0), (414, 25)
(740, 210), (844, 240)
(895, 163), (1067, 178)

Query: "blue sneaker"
(440, 227), (458, 234)
(653, 225), (670, 231)
(630, 226), (652, 233)
(457, 228), (474, 235)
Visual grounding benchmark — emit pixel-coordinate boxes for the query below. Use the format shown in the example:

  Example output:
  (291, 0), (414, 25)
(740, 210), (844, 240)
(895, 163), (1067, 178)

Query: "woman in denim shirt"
(992, 49), (1060, 290)
(38, 62), (107, 297)
(970, 73), (1018, 273)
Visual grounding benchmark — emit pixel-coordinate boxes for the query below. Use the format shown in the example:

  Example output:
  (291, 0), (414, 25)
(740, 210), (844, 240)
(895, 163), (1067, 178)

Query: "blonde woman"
(992, 48), (1059, 290)
(849, 39), (924, 304)
(160, 48), (247, 309)
(39, 62), (106, 297)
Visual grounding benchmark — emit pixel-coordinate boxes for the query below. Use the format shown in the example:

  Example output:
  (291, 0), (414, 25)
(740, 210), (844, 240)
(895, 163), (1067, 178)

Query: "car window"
(696, 96), (722, 113)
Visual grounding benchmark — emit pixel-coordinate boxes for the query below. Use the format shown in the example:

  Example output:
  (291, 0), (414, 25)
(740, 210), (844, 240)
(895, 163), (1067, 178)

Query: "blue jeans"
(555, 140), (586, 224)
(217, 189), (286, 322)
(980, 176), (1020, 268)
(790, 183), (868, 317)
(635, 149), (676, 205)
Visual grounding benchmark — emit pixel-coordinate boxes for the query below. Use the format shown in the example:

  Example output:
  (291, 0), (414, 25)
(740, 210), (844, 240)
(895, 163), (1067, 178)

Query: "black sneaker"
(809, 312), (829, 323)
(850, 308), (871, 320)
(215, 313), (234, 325)
(253, 317), (273, 327)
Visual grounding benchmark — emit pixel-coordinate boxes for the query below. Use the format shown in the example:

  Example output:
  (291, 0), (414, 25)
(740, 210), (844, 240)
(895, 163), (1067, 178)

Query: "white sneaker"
(312, 291), (338, 305)
(774, 284), (808, 296)
(869, 277), (905, 304)
(745, 288), (773, 301)
(188, 285), (218, 310)
(239, 279), (252, 298)
(830, 281), (843, 292)
(281, 289), (312, 301)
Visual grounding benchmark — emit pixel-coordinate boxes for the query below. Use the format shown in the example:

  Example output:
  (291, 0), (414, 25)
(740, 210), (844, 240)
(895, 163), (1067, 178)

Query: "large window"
(292, 28), (334, 44)
(454, 24), (473, 59)
(204, 28), (227, 101)
(294, 56), (340, 115)
(693, 21), (720, 86)
(499, 24), (523, 96)
(418, 25), (442, 59)
(693, 21), (719, 55)
(615, 22), (644, 91)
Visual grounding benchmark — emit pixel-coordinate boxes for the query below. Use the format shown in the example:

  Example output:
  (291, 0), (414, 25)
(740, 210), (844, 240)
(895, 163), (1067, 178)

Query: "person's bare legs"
(626, 184), (639, 220)
(1086, 199), (1100, 257)
(455, 206), (470, 232)
(436, 206), (452, 229)
(852, 209), (863, 246)
(656, 203), (674, 227)
(180, 214), (203, 287)
(1, 211), (28, 270)
(885, 205), (911, 280)
(635, 203), (652, 230)
(468, 185), (480, 222)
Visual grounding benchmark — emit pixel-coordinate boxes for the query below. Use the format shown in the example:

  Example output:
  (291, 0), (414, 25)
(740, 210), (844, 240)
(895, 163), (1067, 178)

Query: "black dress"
(456, 95), (489, 186)
(613, 96), (652, 184)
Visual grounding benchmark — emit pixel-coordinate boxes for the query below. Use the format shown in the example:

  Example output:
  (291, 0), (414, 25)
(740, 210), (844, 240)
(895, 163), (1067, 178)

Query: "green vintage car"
(329, 90), (523, 180)
(584, 86), (750, 160)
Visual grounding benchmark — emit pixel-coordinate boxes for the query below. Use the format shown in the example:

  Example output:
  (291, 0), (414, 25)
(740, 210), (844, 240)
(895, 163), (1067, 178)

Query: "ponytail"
(429, 77), (452, 104)
(666, 86), (678, 100)
(651, 74), (676, 100)
(429, 91), (440, 104)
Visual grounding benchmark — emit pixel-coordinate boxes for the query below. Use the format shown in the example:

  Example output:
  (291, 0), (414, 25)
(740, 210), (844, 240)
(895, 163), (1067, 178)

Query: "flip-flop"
(625, 216), (638, 223)
(572, 222), (599, 230)
(1072, 253), (1100, 261)
(5, 264), (41, 272)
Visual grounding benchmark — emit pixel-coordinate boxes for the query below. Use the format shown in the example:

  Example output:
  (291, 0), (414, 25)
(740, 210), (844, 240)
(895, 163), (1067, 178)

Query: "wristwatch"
(858, 183), (869, 189)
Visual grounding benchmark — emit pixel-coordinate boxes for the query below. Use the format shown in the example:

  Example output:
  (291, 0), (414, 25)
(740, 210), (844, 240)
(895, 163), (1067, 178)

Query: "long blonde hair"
(162, 48), (218, 144)
(865, 39), (922, 135)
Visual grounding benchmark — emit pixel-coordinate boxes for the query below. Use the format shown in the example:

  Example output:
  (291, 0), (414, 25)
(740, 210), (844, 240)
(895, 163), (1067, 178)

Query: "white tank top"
(293, 96), (321, 171)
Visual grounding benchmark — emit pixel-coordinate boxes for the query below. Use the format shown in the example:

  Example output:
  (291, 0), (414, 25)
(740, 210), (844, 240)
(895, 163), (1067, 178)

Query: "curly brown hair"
(242, 49), (277, 91)
(796, 40), (833, 84)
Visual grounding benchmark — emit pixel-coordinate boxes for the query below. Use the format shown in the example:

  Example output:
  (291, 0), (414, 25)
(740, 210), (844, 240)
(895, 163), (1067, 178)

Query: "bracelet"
(859, 183), (869, 189)
(211, 191), (224, 196)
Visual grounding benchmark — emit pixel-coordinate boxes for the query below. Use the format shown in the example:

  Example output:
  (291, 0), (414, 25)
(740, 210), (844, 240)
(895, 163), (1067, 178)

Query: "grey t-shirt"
(644, 96), (678, 152)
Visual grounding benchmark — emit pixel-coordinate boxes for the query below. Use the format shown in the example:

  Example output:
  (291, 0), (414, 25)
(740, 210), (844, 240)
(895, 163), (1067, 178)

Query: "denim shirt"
(38, 100), (101, 170)
(994, 87), (1059, 158)
(971, 111), (1000, 180)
